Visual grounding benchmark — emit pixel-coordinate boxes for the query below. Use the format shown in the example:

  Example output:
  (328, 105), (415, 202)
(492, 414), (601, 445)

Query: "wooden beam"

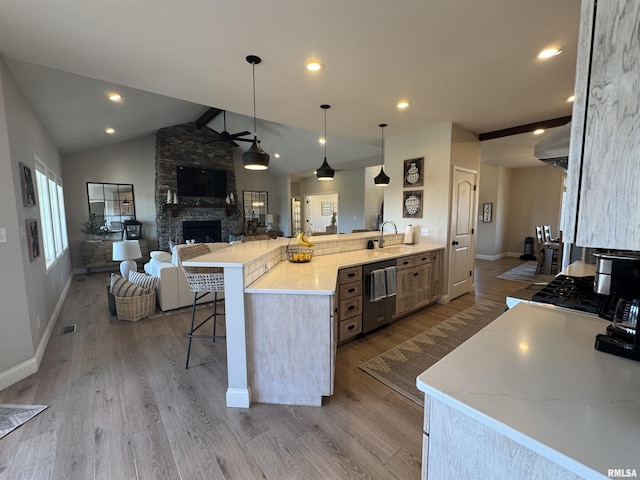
(195, 107), (222, 129)
(478, 116), (572, 141)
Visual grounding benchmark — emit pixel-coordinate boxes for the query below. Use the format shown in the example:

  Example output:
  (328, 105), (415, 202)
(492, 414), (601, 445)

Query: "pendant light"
(316, 104), (335, 180)
(242, 55), (269, 170)
(374, 123), (390, 186)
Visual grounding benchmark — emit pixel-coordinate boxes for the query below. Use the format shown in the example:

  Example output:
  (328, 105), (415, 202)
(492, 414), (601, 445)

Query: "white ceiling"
(0, 0), (580, 176)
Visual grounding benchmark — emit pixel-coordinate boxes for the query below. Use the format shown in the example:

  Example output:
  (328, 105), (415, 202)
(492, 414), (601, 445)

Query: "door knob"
(452, 240), (459, 245)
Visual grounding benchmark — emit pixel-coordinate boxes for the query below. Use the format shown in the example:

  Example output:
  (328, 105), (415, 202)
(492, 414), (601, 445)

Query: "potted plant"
(81, 213), (103, 240)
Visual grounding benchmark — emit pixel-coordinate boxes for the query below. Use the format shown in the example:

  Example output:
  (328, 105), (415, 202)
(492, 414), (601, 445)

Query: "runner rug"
(359, 300), (506, 406)
(0, 404), (48, 439)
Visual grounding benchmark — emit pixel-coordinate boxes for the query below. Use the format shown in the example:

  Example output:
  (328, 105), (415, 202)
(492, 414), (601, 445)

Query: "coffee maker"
(593, 252), (640, 361)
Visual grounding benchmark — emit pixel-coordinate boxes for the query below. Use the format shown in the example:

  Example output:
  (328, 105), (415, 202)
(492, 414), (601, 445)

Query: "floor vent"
(61, 325), (77, 335)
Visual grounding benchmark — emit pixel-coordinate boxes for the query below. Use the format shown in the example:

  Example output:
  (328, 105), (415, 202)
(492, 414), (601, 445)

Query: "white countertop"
(417, 302), (640, 479)
(247, 244), (443, 294)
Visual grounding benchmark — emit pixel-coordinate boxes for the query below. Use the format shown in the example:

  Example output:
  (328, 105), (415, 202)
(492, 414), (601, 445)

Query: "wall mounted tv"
(176, 166), (226, 198)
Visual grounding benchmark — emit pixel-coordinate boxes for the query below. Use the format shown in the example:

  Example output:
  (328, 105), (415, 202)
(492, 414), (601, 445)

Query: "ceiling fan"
(204, 110), (252, 147)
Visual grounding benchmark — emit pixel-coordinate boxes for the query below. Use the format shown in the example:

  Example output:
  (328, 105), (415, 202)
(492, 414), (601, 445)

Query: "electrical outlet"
(421, 228), (429, 236)
(37, 314), (41, 329)
(0, 227), (7, 243)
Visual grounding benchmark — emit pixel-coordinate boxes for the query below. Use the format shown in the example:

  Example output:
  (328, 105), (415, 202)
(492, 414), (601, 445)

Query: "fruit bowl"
(287, 246), (313, 263)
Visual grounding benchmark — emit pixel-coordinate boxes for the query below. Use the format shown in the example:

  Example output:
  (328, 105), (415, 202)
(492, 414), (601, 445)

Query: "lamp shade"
(112, 240), (142, 261)
(242, 137), (269, 170)
(265, 213), (274, 224)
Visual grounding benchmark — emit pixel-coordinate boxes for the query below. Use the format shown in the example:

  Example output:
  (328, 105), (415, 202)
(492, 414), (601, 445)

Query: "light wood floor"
(0, 257), (527, 480)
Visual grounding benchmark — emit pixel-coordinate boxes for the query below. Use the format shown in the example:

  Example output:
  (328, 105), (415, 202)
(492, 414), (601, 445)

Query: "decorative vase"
(406, 162), (419, 184)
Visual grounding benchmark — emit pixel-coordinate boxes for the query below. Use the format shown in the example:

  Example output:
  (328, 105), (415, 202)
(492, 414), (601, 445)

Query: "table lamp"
(265, 213), (274, 232)
(112, 240), (142, 279)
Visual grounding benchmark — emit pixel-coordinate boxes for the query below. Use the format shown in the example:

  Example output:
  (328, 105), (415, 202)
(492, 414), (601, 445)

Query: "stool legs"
(185, 291), (225, 369)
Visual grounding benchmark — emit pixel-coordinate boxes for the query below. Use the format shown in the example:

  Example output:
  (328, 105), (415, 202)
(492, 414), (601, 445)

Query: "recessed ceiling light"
(319, 137), (326, 144)
(538, 46), (563, 59)
(533, 128), (545, 135)
(105, 127), (116, 135)
(306, 60), (324, 71)
(397, 100), (410, 109)
(567, 95), (575, 102)
(274, 153), (280, 158)
(108, 93), (122, 103)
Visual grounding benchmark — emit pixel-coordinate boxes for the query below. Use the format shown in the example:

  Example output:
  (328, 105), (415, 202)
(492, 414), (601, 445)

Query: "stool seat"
(177, 243), (226, 369)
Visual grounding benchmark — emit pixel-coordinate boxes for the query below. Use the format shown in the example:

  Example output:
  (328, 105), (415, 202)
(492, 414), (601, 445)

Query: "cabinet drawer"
(413, 252), (433, 267)
(339, 281), (362, 299)
(397, 255), (416, 270)
(339, 316), (362, 342)
(339, 266), (362, 283)
(339, 296), (362, 320)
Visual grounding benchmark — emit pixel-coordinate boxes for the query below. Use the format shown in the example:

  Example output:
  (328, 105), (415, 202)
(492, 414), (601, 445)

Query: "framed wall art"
(19, 162), (37, 207)
(482, 203), (493, 222)
(26, 218), (40, 261)
(403, 190), (423, 218)
(403, 157), (424, 187)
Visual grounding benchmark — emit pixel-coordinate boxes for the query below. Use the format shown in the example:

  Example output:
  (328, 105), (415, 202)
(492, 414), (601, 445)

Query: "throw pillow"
(128, 271), (159, 291)
(150, 251), (172, 263)
(110, 273), (146, 297)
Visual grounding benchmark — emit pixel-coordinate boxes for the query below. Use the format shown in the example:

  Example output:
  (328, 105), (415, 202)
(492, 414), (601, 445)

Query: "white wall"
(364, 165), (385, 230)
(0, 57), (72, 386)
(299, 168), (366, 234)
(63, 134), (158, 270)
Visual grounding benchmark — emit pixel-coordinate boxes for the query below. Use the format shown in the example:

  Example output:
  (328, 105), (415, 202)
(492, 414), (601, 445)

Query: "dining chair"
(543, 225), (552, 243)
(535, 226), (546, 273)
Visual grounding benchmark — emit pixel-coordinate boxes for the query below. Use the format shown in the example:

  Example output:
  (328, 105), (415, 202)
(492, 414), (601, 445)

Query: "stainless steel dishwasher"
(362, 259), (397, 333)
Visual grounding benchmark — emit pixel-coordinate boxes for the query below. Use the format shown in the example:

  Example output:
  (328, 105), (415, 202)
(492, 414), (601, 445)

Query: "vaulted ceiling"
(0, 0), (580, 175)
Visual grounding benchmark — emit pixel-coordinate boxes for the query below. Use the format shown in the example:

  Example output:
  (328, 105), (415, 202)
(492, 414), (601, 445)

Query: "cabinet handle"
(414, 272), (419, 276)
(347, 288), (356, 293)
(421, 257), (427, 261)
(348, 272), (356, 278)
(347, 325), (355, 331)
(402, 261), (409, 265)
(347, 305), (355, 311)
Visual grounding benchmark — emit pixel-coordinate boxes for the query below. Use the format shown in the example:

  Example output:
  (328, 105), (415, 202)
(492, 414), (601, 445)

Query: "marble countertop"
(416, 302), (640, 479)
(246, 244), (443, 294)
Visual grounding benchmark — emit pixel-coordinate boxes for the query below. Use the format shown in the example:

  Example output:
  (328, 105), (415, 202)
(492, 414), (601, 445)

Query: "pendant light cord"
(324, 108), (327, 157)
(252, 62), (257, 135)
(381, 125), (385, 166)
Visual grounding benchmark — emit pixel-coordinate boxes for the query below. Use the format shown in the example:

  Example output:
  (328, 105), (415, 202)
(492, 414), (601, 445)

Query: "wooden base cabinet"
(335, 266), (363, 344)
(396, 249), (443, 318)
(81, 239), (149, 273)
(422, 396), (584, 479)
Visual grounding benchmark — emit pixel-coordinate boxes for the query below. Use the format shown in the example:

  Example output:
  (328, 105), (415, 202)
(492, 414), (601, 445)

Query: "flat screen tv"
(176, 167), (226, 198)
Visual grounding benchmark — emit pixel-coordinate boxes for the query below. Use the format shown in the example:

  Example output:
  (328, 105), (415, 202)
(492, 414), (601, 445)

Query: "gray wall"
(0, 57), (72, 385)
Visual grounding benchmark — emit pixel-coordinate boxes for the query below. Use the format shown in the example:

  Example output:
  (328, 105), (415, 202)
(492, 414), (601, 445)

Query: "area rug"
(496, 261), (555, 283)
(359, 300), (506, 406)
(0, 404), (48, 439)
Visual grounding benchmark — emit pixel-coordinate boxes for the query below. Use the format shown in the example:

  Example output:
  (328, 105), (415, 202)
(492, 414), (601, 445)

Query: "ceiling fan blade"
(234, 137), (254, 143)
(229, 131), (251, 138)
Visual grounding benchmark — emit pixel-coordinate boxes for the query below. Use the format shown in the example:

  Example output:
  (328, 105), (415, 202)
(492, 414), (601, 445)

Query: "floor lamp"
(112, 240), (142, 279)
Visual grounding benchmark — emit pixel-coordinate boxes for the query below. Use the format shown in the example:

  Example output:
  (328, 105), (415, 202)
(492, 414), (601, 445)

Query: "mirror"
(243, 190), (268, 233)
(87, 182), (135, 234)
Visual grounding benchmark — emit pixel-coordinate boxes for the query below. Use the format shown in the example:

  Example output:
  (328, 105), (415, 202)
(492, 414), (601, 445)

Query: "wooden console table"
(81, 239), (149, 273)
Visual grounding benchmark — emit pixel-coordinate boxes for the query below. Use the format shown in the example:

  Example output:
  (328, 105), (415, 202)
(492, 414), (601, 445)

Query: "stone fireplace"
(155, 122), (240, 250)
(182, 220), (222, 243)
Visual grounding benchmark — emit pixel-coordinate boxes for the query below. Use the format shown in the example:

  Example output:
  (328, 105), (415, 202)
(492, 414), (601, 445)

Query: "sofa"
(144, 242), (230, 311)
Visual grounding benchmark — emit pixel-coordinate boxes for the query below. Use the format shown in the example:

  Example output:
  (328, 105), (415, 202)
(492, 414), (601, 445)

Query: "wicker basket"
(286, 246), (313, 263)
(115, 290), (156, 322)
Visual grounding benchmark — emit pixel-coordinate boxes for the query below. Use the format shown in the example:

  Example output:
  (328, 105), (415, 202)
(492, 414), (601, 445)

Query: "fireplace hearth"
(182, 220), (222, 243)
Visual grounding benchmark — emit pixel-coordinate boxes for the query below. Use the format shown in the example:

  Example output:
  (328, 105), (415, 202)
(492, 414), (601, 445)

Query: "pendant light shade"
(243, 55), (269, 170)
(316, 104), (335, 180)
(374, 123), (390, 186)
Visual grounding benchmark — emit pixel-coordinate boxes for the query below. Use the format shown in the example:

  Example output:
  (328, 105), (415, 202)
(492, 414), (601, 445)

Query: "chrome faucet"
(379, 220), (397, 248)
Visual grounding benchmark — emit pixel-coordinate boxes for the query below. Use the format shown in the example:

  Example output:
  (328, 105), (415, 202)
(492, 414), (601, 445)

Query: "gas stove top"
(531, 275), (606, 314)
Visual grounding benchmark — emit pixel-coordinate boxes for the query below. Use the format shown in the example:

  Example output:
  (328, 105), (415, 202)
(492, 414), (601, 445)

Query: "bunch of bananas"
(296, 231), (314, 248)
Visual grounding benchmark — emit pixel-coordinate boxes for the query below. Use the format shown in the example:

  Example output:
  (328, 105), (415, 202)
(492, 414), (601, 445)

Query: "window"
(34, 156), (67, 269)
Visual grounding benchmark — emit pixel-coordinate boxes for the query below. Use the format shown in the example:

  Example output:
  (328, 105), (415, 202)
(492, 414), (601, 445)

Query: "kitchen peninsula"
(417, 302), (640, 479)
(182, 232), (444, 408)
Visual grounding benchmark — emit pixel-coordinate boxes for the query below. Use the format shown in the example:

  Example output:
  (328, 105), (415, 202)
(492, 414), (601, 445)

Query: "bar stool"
(177, 244), (225, 369)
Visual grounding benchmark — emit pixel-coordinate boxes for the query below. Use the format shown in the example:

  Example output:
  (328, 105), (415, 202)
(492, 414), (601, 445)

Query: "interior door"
(448, 167), (477, 300)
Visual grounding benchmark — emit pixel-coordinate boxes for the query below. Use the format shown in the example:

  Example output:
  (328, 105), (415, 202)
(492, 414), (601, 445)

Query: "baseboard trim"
(0, 273), (73, 391)
(226, 387), (252, 408)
